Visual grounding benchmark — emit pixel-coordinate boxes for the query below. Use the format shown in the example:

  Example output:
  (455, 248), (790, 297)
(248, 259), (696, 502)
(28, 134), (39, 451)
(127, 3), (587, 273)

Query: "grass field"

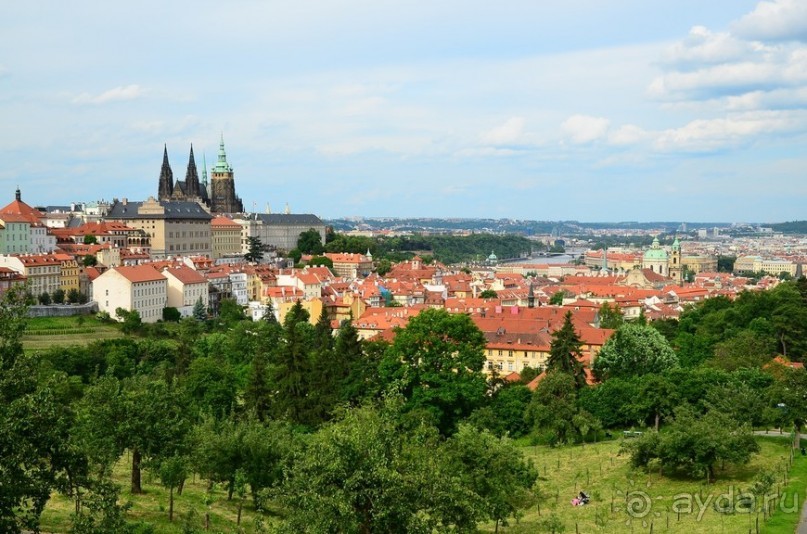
(23, 315), (124, 353)
(40, 455), (275, 533)
(481, 437), (805, 533)
(37, 437), (804, 533)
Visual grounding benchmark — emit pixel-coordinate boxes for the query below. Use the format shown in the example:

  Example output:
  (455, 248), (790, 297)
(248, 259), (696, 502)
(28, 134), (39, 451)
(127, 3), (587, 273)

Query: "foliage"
(67, 288), (81, 304)
(479, 288), (498, 298)
(468, 384), (532, 438)
(307, 255), (333, 268)
(379, 308), (487, 435)
(52, 288), (66, 304)
(39, 291), (51, 305)
(597, 302), (623, 330)
(192, 297), (207, 322)
(297, 228), (324, 255)
(592, 323), (678, 381)
(244, 236), (264, 263)
(162, 307), (181, 322)
(546, 311), (587, 388)
(526, 371), (594, 445)
(115, 308), (142, 334)
(548, 291), (565, 306)
(83, 254), (97, 267)
(69, 479), (134, 534)
(83, 234), (98, 245)
(624, 405), (759, 482)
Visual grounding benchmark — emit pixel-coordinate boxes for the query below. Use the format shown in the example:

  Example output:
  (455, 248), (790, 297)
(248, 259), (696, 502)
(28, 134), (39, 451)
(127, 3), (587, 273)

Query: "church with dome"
(642, 236), (683, 282)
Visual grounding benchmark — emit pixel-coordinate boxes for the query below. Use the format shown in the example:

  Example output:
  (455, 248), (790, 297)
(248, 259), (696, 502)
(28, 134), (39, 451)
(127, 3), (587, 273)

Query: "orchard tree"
(592, 323), (678, 381)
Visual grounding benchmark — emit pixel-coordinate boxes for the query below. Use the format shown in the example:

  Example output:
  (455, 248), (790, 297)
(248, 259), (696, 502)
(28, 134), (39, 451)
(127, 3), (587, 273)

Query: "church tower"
(209, 135), (244, 213)
(157, 145), (174, 200)
(183, 145), (201, 199)
(669, 237), (682, 284)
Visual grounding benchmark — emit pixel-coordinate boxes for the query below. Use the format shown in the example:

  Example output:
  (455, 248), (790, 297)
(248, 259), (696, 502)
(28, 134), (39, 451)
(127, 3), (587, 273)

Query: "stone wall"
(27, 302), (98, 318)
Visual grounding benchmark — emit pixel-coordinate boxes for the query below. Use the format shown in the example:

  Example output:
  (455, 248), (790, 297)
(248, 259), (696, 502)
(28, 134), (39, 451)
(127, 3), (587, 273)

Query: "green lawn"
(482, 437), (804, 533)
(40, 454), (275, 533)
(23, 315), (124, 353)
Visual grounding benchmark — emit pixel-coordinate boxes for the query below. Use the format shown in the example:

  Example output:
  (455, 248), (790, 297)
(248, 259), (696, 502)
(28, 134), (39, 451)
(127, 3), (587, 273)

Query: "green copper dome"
(643, 236), (668, 261)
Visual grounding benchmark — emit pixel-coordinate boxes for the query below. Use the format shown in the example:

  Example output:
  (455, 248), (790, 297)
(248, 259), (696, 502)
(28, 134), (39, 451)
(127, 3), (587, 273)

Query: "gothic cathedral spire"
(158, 144), (174, 200)
(184, 144), (200, 199)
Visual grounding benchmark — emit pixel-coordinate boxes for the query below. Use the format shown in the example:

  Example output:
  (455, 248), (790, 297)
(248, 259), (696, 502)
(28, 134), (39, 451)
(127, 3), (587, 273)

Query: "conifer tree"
(546, 311), (587, 388)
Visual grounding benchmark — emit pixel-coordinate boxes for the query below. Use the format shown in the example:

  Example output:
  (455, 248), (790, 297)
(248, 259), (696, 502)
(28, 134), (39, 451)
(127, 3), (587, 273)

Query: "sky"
(1, 0), (806, 222)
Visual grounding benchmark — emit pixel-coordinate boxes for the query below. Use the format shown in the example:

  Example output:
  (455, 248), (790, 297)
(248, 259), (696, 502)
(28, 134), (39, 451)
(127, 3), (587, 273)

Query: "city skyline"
(2, 0), (806, 222)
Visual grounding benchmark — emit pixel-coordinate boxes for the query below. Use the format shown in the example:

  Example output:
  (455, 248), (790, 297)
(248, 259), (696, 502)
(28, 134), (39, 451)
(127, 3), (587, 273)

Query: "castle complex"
(158, 136), (244, 214)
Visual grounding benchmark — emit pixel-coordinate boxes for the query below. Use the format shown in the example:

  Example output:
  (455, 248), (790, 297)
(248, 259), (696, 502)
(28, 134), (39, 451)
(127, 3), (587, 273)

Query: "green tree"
(82, 254), (97, 267)
(158, 456), (187, 522)
(375, 258), (392, 276)
(0, 287), (79, 532)
(379, 308), (487, 435)
(52, 288), (66, 304)
(468, 384), (532, 438)
(162, 307), (181, 322)
(297, 228), (325, 255)
(447, 424), (538, 531)
(185, 356), (238, 419)
(269, 301), (317, 425)
(67, 288), (81, 304)
(38, 291), (51, 305)
(480, 289), (498, 298)
(192, 296), (207, 321)
(307, 255), (333, 268)
(244, 236), (264, 263)
(548, 291), (566, 306)
(546, 311), (587, 389)
(597, 302), (623, 329)
(708, 330), (773, 371)
(625, 405), (759, 482)
(592, 323), (679, 381)
(275, 401), (480, 533)
(525, 371), (578, 445)
(83, 234), (98, 244)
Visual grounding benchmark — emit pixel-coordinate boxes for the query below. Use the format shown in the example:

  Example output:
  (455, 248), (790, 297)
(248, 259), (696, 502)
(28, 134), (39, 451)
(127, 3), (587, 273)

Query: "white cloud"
(480, 117), (526, 146)
(655, 110), (807, 152)
(608, 124), (648, 146)
(73, 84), (144, 104)
(732, 0), (807, 42)
(560, 114), (610, 143)
(663, 26), (754, 67)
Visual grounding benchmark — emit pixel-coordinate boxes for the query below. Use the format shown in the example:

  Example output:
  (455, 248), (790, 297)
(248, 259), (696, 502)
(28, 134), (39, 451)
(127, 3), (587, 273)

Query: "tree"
(597, 302), (623, 329)
(548, 291), (566, 306)
(525, 371), (579, 445)
(379, 308), (488, 435)
(546, 311), (587, 388)
(158, 456), (187, 521)
(67, 288), (81, 304)
(592, 323), (679, 381)
(244, 236), (264, 263)
(115, 308), (141, 335)
(625, 405), (759, 482)
(276, 401), (482, 533)
(297, 228), (324, 255)
(0, 287), (78, 532)
(82, 254), (97, 267)
(469, 384), (532, 438)
(38, 291), (51, 305)
(447, 424), (538, 531)
(269, 301), (317, 425)
(217, 299), (245, 325)
(162, 307), (181, 322)
(480, 289), (498, 299)
(83, 234), (98, 245)
(307, 255), (333, 268)
(708, 330), (773, 371)
(192, 296), (207, 321)
(52, 288), (66, 305)
(244, 352), (271, 421)
(376, 259), (392, 276)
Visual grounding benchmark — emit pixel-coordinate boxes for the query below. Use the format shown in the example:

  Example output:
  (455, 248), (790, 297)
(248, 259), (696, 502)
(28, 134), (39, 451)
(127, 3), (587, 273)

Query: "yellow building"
(0, 253), (62, 297)
(211, 216), (242, 259)
(54, 253), (80, 292)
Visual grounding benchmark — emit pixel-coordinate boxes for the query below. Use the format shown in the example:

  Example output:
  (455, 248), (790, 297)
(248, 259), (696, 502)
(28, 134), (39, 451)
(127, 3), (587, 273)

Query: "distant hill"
(770, 221), (807, 234)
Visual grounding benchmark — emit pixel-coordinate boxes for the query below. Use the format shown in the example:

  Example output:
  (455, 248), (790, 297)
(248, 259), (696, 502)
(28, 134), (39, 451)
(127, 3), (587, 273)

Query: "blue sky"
(2, 0), (806, 222)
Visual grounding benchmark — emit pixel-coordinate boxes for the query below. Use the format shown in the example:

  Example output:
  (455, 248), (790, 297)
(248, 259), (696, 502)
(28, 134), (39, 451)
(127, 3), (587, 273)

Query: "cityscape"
(2, 0), (807, 533)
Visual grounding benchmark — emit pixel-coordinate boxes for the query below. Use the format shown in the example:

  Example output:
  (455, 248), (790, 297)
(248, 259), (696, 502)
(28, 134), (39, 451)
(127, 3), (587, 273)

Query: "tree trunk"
(654, 411), (660, 432)
(495, 518), (500, 533)
(228, 478), (235, 500)
(205, 511), (210, 531)
(169, 486), (174, 521)
(177, 478), (185, 496)
(237, 499), (243, 526)
(131, 448), (143, 494)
